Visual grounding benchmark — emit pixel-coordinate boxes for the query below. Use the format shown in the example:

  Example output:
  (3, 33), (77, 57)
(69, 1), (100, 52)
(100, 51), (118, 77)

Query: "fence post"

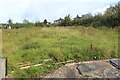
(0, 57), (7, 80)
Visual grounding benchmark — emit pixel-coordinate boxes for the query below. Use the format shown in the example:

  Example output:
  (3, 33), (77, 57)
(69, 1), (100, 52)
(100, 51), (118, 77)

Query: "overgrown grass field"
(2, 26), (118, 78)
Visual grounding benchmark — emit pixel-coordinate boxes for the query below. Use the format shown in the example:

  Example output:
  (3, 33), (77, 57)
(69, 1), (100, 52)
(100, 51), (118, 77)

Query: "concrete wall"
(0, 57), (6, 80)
(0, 29), (2, 57)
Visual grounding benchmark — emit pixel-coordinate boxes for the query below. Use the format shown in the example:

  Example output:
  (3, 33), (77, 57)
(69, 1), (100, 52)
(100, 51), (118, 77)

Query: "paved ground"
(40, 59), (120, 78)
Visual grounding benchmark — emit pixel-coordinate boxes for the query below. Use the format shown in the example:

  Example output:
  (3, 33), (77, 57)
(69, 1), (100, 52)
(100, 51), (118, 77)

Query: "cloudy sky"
(0, 0), (119, 23)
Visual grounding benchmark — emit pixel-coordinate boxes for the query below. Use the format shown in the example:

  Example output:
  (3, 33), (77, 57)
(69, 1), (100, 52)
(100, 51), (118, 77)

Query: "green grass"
(2, 26), (118, 78)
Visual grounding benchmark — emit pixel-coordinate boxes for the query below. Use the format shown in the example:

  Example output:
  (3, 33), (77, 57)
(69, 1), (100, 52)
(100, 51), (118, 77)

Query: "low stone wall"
(0, 57), (6, 80)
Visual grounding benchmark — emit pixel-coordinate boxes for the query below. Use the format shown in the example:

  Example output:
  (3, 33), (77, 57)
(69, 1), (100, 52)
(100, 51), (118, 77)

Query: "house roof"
(54, 18), (63, 22)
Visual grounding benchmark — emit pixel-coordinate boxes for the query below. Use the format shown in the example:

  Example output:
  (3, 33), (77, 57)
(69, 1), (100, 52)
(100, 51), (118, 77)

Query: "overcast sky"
(0, 0), (119, 23)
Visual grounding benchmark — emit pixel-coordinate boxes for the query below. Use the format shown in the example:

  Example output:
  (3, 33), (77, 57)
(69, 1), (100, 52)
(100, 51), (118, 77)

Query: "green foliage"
(35, 21), (44, 27)
(44, 19), (47, 25)
(3, 2), (119, 28)
(23, 19), (30, 24)
(61, 14), (72, 26)
(7, 19), (13, 24)
(71, 2), (119, 28)
(11, 63), (60, 78)
(2, 27), (118, 78)
(73, 48), (104, 61)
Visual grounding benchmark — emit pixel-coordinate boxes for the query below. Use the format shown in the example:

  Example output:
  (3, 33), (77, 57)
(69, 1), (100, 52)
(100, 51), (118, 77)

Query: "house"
(54, 18), (63, 24)
(8, 26), (11, 29)
(4, 25), (11, 29)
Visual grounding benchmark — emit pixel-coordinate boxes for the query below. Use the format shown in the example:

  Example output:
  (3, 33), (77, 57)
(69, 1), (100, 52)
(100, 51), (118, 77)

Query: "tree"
(76, 15), (80, 18)
(23, 19), (30, 24)
(44, 19), (47, 24)
(22, 19), (34, 28)
(72, 18), (80, 26)
(104, 2), (120, 27)
(105, 3), (119, 16)
(61, 14), (72, 26)
(91, 13), (103, 27)
(82, 13), (92, 18)
(35, 21), (44, 27)
(7, 19), (13, 24)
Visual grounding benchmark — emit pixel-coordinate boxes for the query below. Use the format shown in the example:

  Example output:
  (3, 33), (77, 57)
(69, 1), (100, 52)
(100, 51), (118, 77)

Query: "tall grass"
(2, 26), (118, 78)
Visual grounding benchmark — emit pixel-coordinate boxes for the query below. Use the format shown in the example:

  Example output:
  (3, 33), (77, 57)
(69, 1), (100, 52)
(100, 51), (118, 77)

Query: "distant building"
(4, 25), (11, 29)
(82, 13), (92, 18)
(54, 18), (63, 24)
(8, 26), (11, 29)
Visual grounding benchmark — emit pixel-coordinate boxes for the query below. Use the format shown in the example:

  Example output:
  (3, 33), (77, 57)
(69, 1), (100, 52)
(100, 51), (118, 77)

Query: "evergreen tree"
(44, 19), (47, 24)
(7, 19), (13, 24)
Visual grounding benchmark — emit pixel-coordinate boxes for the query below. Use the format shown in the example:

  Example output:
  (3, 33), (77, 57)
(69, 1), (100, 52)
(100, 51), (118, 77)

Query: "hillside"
(2, 26), (118, 78)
